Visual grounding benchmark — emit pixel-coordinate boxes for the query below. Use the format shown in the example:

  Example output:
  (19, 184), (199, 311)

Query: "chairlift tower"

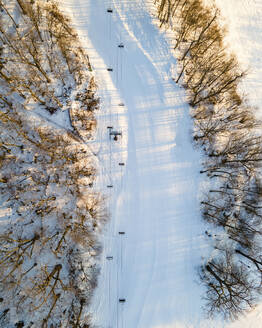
(109, 129), (122, 141)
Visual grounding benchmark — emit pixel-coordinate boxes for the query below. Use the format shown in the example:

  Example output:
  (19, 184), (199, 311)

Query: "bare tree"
(200, 251), (257, 320)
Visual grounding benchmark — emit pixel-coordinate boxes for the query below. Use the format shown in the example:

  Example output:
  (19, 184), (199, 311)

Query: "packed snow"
(61, 0), (262, 327)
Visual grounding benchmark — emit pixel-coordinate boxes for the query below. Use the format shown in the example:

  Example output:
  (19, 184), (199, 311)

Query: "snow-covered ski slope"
(62, 0), (262, 327)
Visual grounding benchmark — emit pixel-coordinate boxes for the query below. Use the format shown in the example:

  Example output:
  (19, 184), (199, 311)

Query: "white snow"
(213, 0), (262, 117)
(61, 0), (262, 327)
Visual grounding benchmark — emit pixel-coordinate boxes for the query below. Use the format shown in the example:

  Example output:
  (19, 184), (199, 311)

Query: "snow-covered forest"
(1, 0), (262, 327)
(0, 0), (106, 326)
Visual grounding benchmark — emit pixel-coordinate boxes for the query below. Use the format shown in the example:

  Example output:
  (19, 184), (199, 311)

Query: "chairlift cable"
(119, 29), (122, 85)
(120, 41), (123, 83)
(109, 5), (112, 42)
(116, 236), (119, 328)
(121, 233), (123, 274)
(108, 257), (111, 325)
(116, 41), (119, 87)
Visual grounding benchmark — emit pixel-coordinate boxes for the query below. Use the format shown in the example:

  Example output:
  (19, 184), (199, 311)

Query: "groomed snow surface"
(62, 0), (262, 327)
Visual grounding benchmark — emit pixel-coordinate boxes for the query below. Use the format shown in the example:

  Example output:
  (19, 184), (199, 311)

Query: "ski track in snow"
(61, 0), (262, 327)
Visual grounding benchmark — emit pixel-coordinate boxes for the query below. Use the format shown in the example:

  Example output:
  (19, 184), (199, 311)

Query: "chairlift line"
(103, 8), (126, 328)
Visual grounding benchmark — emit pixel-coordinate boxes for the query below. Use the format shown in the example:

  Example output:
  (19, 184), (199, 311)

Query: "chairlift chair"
(109, 131), (122, 136)
(109, 130), (122, 141)
(119, 299), (126, 303)
(118, 43), (124, 48)
(107, 8), (113, 13)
